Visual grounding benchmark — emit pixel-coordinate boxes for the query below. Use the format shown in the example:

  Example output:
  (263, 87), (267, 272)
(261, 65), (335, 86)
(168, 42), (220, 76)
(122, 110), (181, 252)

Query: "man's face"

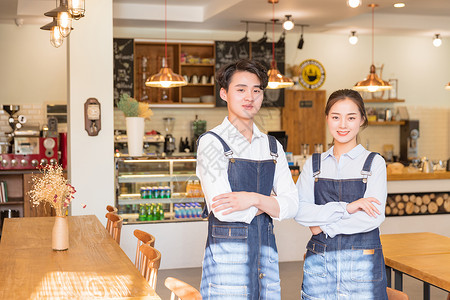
(220, 71), (264, 122)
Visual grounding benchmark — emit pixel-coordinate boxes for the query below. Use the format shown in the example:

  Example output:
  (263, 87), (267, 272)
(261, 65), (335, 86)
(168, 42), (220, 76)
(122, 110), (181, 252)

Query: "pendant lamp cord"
(272, 1), (275, 65)
(164, 0), (168, 67)
(371, 4), (374, 65)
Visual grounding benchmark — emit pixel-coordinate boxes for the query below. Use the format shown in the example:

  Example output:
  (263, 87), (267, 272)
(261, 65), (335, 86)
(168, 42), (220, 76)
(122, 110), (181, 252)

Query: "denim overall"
(198, 131), (281, 300)
(301, 152), (388, 300)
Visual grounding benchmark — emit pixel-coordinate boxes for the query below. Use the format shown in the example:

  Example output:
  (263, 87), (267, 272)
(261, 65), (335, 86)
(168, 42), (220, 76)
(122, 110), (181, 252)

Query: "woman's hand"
(309, 226), (322, 235)
(346, 197), (381, 217)
(211, 192), (259, 215)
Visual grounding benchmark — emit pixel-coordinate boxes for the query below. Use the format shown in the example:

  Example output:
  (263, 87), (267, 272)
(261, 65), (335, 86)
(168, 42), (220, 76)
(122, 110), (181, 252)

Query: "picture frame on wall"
(388, 79), (398, 99)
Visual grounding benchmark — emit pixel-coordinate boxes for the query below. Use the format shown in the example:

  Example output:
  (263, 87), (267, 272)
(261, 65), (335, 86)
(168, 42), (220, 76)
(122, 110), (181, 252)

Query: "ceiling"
(2, 0), (450, 38)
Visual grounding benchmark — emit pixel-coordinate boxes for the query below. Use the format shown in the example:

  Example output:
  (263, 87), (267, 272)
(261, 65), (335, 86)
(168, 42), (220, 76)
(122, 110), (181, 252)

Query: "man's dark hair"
(216, 59), (268, 91)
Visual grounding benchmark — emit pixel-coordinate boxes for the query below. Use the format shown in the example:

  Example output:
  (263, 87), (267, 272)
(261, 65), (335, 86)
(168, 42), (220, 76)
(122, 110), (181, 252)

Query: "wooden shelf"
(149, 103), (215, 108)
(0, 201), (23, 205)
(181, 63), (214, 67)
(369, 121), (405, 125)
(364, 99), (405, 103)
(387, 171), (450, 181)
(185, 84), (214, 87)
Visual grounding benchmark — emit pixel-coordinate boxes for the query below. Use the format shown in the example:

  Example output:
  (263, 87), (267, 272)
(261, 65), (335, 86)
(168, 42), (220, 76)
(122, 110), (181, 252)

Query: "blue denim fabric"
(301, 153), (388, 300)
(200, 132), (281, 300)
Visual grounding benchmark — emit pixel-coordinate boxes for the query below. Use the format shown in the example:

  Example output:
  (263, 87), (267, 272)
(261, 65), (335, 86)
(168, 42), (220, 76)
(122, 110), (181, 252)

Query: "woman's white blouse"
(295, 144), (387, 238)
(196, 117), (299, 224)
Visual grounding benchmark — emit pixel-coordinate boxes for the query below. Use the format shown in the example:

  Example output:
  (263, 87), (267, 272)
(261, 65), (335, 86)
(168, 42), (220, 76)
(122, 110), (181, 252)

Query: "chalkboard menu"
(215, 41), (285, 107)
(113, 38), (134, 104)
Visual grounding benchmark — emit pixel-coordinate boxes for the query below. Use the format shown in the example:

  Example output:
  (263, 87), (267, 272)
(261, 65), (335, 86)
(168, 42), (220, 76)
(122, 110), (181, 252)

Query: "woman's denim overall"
(301, 153), (388, 300)
(198, 131), (281, 300)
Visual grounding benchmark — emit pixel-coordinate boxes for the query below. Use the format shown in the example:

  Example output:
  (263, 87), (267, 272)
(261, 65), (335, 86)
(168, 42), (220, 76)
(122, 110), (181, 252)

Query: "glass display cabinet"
(115, 157), (205, 223)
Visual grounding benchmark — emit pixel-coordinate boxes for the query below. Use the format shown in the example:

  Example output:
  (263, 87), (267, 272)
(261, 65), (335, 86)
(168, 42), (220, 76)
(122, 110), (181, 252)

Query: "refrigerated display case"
(115, 157), (205, 223)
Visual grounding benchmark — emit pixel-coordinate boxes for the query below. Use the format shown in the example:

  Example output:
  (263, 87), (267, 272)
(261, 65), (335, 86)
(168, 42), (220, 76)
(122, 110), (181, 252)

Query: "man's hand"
(346, 197), (381, 218)
(309, 226), (322, 235)
(211, 192), (259, 215)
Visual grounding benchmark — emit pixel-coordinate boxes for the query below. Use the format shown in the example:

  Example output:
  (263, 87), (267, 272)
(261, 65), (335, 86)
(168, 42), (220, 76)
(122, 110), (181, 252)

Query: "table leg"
(394, 269), (403, 291)
(385, 266), (391, 288)
(423, 282), (430, 300)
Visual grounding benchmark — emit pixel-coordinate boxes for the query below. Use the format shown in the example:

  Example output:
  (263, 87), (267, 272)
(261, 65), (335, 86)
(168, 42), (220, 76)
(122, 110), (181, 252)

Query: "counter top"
(387, 171), (450, 181)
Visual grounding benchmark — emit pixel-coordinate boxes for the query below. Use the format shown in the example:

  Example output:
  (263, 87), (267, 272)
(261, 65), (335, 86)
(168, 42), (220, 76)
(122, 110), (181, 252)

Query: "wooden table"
(0, 215), (160, 300)
(381, 232), (450, 300)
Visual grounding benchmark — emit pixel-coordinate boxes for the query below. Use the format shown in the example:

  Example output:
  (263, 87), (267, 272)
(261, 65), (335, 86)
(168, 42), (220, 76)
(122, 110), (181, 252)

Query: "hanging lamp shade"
(354, 4), (391, 93)
(267, 61), (294, 89)
(445, 82), (450, 90)
(354, 64), (391, 92)
(146, 0), (187, 89)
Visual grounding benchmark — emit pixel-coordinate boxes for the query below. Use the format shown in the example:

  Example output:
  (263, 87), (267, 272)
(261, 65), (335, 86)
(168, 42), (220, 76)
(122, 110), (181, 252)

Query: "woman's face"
(326, 98), (365, 147)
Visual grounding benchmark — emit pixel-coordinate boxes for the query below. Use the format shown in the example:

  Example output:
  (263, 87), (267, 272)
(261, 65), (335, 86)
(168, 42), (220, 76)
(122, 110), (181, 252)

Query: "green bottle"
(138, 204), (146, 221)
(146, 204), (152, 221)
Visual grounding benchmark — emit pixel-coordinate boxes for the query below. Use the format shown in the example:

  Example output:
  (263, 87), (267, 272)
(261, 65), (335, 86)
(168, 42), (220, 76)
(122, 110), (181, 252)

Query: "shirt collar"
(324, 144), (365, 160)
(221, 117), (264, 140)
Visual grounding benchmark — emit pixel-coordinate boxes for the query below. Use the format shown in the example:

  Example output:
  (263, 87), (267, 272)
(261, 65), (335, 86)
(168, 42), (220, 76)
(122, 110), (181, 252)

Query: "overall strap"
(197, 131), (233, 157)
(312, 153), (321, 177)
(267, 135), (278, 159)
(361, 152), (379, 176)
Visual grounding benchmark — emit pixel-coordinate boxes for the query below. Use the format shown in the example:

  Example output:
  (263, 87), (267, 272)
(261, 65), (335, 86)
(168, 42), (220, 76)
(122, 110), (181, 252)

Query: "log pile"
(385, 192), (450, 216)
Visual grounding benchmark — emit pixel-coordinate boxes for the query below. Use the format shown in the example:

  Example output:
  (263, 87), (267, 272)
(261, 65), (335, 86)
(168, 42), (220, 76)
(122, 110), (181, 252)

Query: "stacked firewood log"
(385, 193), (450, 216)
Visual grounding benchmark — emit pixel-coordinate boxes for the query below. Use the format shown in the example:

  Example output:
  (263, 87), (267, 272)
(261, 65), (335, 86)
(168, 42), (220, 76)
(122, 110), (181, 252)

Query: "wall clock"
(298, 59), (326, 90)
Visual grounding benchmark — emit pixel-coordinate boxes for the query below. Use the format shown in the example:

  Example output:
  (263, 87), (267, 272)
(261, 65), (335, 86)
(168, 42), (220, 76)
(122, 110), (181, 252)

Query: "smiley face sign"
(298, 59), (326, 90)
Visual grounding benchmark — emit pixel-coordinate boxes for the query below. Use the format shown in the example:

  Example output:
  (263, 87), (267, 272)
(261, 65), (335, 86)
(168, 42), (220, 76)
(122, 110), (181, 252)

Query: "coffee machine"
(163, 117), (176, 155)
(400, 120), (420, 163)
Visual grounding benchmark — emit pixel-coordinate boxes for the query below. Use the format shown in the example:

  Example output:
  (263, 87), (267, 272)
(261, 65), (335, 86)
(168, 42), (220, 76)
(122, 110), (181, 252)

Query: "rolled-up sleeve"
(294, 157), (350, 227)
(196, 134), (257, 223)
(271, 141), (299, 221)
(321, 155), (387, 238)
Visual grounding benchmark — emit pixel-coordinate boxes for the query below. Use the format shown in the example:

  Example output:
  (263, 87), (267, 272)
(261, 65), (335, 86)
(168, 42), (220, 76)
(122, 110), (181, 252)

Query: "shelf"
(181, 63), (214, 67)
(149, 103), (215, 108)
(185, 84), (214, 87)
(118, 173), (198, 183)
(369, 121), (405, 125)
(0, 201), (24, 205)
(118, 196), (204, 205)
(364, 99), (405, 103)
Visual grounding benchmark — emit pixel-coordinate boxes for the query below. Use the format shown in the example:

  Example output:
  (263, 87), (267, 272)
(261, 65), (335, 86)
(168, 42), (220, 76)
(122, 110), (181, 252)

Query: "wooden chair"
(164, 277), (202, 300)
(134, 229), (156, 267)
(105, 212), (123, 244)
(105, 205), (118, 232)
(387, 287), (409, 300)
(138, 244), (161, 290)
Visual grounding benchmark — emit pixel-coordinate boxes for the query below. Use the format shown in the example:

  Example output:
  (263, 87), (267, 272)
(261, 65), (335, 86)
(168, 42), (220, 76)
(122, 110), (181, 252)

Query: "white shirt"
(196, 117), (299, 224)
(294, 144), (387, 238)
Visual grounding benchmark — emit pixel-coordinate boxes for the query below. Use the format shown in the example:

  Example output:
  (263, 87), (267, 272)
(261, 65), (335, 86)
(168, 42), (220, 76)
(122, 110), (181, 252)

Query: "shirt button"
(259, 273), (265, 279)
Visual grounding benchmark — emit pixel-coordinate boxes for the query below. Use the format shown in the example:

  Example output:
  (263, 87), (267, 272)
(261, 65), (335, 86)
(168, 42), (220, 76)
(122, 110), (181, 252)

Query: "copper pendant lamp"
(145, 0), (187, 89)
(354, 4), (392, 93)
(266, 0), (294, 90)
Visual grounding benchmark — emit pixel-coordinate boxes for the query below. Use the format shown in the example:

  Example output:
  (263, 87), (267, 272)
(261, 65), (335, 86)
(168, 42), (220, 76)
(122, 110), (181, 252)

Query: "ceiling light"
(282, 15), (294, 31)
(354, 4), (392, 93)
(256, 23), (268, 45)
(40, 18), (64, 48)
(237, 21), (249, 45)
(267, 0), (294, 89)
(393, 3), (405, 8)
(145, 0), (187, 89)
(68, 0), (85, 20)
(347, 0), (362, 8)
(433, 34), (442, 47)
(445, 82), (450, 90)
(276, 31), (286, 48)
(349, 31), (358, 45)
(44, 0), (73, 38)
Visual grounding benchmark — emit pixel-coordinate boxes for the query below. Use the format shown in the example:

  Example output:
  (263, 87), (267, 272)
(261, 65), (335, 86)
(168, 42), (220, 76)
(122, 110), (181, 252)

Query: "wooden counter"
(387, 171), (450, 181)
(0, 215), (160, 300)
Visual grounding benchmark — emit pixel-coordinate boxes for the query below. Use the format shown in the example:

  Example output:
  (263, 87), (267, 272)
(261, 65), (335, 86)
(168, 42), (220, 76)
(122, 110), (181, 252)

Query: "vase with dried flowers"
(117, 93), (153, 156)
(28, 164), (76, 251)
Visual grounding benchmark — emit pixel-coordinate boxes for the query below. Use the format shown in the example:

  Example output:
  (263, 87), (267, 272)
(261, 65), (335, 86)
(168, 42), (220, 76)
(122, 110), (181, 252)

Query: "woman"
(295, 89), (388, 300)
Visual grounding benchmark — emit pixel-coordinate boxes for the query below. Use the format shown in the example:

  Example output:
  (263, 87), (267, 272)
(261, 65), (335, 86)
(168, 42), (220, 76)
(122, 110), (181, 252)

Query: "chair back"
(105, 212), (123, 244)
(105, 205), (118, 232)
(164, 277), (202, 300)
(134, 229), (156, 267)
(138, 244), (161, 290)
(387, 287), (409, 300)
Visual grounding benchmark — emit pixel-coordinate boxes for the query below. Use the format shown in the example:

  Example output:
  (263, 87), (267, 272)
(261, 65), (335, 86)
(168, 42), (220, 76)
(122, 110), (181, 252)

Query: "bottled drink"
(138, 204), (147, 221)
(155, 204), (161, 220)
(159, 208), (164, 220)
(140, 187), (146, 199)
(186, 180), (193, 197)
(146, 204), (153, 221)
(174, 204), (180, 219)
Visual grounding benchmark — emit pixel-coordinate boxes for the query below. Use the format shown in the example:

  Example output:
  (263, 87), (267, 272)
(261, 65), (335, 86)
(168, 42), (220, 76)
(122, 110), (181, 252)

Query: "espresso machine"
(163, 117), (176, 155)
(400, 120), (420, 163)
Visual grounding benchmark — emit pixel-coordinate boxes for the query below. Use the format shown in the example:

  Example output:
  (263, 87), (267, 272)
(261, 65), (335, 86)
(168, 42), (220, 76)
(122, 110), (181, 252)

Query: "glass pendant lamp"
(68, 0), (85, 20)
(146, 0), (187, 89)
(266, 0), (294, 90)
(41, 18), (64, 48)
(44, 0), (73, 38)
(354, 4), (392, 93)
